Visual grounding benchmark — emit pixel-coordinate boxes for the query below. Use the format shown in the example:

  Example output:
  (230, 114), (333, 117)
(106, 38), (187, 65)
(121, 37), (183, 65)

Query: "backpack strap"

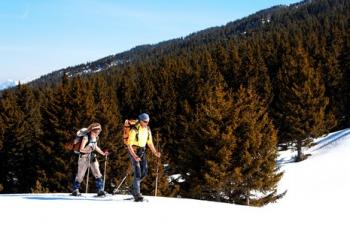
(80, 134), (92, 153)
(133, 123), (140, 142)
(133, 124), (150, 143)
(146, 126), (151, 141)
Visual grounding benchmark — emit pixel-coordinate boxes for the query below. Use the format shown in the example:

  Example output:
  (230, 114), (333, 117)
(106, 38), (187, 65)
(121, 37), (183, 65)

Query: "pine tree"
(89, 75), (124, 192)
(318, 49), (339, 130)
(0, 85), (42, 193)
(216, 41), (242, 91)
(339, 29), (350, 127)
(178, 51), (236, 201)
(13, 84), (44, 192)
(0, 90), (24, 193)
(136, 63), (155, 114)
(251, 46), (272, 104)
(40, 78), (70, 191)
(275, 45), (329, 161)
(151, 57), (181, 159)
(212, 44), (230, 80)
(234, 41), (272, 103)
(228, 87), (284, 206)
(116, 65), (140, 117)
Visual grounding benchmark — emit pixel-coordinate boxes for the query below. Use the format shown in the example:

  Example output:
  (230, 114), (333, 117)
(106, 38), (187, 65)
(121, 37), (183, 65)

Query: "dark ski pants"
(129, 147), (148, 195)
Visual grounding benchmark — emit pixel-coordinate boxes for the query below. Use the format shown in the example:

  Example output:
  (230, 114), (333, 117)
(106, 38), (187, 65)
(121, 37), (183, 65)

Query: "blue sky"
(0, 0), (300, 83)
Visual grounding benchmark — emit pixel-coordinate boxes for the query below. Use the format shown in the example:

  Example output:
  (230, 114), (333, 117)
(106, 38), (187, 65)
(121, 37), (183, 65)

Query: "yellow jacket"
(127, 124), (152, 147)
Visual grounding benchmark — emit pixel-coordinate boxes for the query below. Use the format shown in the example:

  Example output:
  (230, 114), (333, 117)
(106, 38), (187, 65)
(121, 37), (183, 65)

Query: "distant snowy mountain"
(0, 128), (349, 233)
(0, 80), (17, 90)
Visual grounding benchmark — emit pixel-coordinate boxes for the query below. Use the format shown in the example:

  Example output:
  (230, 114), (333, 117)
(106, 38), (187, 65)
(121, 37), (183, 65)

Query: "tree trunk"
(296, 139), (306, 162)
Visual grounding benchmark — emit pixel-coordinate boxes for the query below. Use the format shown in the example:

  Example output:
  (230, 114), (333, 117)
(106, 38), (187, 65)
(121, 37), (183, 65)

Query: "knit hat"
(138, 113), (150, 122)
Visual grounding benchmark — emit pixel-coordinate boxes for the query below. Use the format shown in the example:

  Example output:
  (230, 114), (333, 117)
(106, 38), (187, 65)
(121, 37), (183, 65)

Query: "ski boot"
(71, 189), (81, 196)
(97, 190), (107, 197)
(133, 193), (144, 202)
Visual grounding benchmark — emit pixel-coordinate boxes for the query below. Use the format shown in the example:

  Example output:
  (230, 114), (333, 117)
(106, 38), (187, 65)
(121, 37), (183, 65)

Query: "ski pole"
(85, 153), (91, 194)
(155, 157), (160, 196)
(155, 131), (160, 196)
(113, 174), (128, 195)
(103, 154), (108, 190)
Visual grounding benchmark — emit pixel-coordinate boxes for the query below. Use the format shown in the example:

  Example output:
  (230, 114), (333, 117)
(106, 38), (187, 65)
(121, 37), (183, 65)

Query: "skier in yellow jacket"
(126, 113), (160, 201)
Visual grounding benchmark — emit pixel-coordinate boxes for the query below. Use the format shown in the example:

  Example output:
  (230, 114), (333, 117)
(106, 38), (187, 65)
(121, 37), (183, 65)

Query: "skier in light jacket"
(71, 123), (109, 196)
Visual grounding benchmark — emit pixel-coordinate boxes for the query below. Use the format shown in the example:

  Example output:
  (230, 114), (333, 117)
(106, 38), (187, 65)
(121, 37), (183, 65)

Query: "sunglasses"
(142, 120), (149, 124)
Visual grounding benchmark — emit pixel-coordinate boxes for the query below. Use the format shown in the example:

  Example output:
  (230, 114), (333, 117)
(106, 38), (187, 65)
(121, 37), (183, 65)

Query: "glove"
(103, 149), (109, 156)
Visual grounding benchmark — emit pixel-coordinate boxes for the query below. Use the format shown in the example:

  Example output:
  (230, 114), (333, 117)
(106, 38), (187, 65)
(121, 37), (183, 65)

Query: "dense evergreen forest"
(1, 0), (350, 206)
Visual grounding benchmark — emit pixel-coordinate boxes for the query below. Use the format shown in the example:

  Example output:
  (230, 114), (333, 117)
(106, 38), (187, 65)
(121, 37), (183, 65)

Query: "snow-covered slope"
(0, 129), (349, 233)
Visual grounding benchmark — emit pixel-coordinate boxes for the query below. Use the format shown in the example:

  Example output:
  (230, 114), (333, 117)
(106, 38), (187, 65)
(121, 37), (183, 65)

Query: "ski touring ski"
(68, 193), (149, 202)
(123, 197), (149, 202)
